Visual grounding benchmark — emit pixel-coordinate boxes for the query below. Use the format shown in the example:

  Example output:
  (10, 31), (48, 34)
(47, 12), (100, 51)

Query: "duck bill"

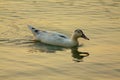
(81, 33), (89, 40)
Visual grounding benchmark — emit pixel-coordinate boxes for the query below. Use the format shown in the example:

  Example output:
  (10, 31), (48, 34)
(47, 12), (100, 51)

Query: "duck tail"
(27, 25), (34, 29)
(27, 25), (39, 36)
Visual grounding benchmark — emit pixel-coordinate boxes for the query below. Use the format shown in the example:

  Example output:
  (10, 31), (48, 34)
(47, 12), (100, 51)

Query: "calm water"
(0, 0), (120, 80)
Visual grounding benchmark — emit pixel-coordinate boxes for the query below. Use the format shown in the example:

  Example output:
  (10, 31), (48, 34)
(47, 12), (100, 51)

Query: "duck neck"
(71, 35), (79, 46)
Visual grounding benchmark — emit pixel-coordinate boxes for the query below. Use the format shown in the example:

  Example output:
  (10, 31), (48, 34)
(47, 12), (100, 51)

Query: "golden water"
(0, 0), (120, 80)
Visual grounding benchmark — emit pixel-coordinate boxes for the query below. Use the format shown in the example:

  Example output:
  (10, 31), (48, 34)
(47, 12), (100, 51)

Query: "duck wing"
(57, 34), (68, 39)
(49, 31), (69, 39)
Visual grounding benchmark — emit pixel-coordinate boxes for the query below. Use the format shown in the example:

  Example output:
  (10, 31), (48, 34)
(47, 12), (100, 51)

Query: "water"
(0, 0), (120, 80)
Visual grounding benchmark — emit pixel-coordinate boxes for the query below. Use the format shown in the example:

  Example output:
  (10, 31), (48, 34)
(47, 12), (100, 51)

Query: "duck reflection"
(30, 41), (89, 62)
(71, 46), (89, 62)
(0, 38), (89, 62)
(29, 41), (64, 53)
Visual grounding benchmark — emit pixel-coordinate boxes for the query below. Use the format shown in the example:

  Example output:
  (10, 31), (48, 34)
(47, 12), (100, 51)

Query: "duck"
(28, 25), (89, 47)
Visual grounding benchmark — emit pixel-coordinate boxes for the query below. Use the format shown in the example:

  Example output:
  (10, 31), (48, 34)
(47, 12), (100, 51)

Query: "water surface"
(0, 0), (120, 80)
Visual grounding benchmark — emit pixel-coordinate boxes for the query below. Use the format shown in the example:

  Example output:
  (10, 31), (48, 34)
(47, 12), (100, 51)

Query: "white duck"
(28, 25), (89, 47)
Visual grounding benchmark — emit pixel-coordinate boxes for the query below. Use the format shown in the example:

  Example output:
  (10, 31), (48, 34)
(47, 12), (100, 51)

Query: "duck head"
(72, 29), (89, 40)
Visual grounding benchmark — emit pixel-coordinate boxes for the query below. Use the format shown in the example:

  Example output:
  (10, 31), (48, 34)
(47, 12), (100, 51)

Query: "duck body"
(28, 25), (89, 47)
(36, 31), (76, 47)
